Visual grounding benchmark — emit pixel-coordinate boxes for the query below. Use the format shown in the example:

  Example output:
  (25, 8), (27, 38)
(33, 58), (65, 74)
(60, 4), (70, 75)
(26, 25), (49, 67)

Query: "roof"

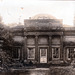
(24, 14), (63, 28)
(31, 14), (56, 19)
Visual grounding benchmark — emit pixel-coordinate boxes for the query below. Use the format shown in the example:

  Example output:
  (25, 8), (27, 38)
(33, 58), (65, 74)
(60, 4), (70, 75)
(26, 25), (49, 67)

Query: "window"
(67, 48), (74, 60)
(27, 47), (35, 59)
(12, 48), (20, 59)
(52, 47), (60, 60)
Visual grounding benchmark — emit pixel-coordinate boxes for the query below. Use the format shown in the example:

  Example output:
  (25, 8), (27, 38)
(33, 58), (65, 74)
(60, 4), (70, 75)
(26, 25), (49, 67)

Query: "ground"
(0, 66), (75, 75)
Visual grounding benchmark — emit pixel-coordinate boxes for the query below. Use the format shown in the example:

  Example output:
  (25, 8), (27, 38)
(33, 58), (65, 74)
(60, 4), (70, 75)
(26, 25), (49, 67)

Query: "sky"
(0, 0), (75, 27)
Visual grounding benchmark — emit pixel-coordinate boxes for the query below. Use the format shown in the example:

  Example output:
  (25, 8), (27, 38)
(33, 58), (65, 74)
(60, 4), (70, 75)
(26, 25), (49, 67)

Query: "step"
(26, 68), (50, 71)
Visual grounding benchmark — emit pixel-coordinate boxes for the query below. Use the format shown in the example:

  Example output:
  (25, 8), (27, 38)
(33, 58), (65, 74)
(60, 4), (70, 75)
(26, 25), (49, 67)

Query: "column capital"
(35, 35), (38, 38)
(25, 35), (27, 37)
(60, 35), (63, 41)
(24, 36), (27, 38)
(49, 35), (51, 39)
(35, 35), (38, 36)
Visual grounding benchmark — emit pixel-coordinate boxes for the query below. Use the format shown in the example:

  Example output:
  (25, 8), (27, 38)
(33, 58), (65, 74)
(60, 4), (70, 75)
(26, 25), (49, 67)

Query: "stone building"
(8, 14), (75, 67)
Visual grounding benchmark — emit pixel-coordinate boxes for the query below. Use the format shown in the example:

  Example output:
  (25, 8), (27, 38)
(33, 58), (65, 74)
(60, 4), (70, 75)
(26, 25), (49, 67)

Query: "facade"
(9, 14), (75, 67)
(1, 14), (75, 70)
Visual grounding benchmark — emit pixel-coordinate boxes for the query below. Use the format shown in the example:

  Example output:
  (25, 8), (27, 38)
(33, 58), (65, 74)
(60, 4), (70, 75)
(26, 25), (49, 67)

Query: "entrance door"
(40, 47), (47, 63)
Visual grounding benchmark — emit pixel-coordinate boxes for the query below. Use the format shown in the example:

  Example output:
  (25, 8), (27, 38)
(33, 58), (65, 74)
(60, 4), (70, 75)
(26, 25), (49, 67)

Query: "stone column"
(49, 36), (52, 62)
(60, 35), (63, 60)
(23, 36), (27, 60)
(21, 47), (23, 61)
(35, 35), (38, 63)
(64, 47), (66, 62)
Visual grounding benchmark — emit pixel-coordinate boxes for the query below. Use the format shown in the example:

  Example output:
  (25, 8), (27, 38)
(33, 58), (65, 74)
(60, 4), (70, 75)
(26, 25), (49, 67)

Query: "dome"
(31, 14), (56, 19)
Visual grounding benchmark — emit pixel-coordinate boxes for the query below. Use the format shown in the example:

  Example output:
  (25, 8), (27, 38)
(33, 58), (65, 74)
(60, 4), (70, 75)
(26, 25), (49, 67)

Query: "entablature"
(24, 31), (63, 36)
(64, 31), (75, 36)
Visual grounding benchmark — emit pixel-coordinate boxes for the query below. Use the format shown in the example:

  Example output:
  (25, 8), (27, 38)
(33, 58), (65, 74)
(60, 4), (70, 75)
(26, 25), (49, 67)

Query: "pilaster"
(23, 36), (27, 60)
(35, 35), (38, 63)
(49, 36), (52, 61)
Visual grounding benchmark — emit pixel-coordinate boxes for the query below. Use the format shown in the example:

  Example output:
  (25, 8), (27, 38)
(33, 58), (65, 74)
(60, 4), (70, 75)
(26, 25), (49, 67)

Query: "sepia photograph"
(0, 0), (75, 75)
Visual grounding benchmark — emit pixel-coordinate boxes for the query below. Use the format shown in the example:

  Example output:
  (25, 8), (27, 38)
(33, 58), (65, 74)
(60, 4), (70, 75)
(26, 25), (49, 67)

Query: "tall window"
(67, 48), (75, 60)
(52, 47), (60, 60)
(27, 47), (35, 59)
(12, 48), (20, 59)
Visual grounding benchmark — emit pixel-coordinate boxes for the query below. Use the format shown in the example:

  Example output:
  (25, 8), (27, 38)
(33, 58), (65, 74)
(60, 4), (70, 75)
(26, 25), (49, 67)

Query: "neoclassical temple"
(8, 14), (75, 66)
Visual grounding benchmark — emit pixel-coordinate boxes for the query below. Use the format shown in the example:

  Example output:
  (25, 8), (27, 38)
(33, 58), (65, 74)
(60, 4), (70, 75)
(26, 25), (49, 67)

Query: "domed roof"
(31, 14), (56, 19)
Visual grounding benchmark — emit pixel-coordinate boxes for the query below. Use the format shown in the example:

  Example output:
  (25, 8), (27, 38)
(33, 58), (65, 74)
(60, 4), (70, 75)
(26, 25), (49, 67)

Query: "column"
(60, 35), (63, 60)
(35, 35), (38, 63)
(23, 36), (27, 60)
(64, 48), (66, 62)
(21, 47), (23, 61)
(49, 36), (52, 62)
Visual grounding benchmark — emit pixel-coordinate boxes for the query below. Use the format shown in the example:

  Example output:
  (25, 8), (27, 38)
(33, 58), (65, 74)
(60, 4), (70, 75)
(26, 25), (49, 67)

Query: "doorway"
(40, 47), (47, 63)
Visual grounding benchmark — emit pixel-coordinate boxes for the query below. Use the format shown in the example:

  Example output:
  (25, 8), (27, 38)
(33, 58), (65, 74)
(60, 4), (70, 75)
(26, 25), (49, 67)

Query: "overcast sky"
(0, 0), (75, 26)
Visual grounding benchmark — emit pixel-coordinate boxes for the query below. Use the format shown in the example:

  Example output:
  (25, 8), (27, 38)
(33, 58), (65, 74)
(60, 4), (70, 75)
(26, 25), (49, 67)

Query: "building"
(8, 14), (75, 67)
